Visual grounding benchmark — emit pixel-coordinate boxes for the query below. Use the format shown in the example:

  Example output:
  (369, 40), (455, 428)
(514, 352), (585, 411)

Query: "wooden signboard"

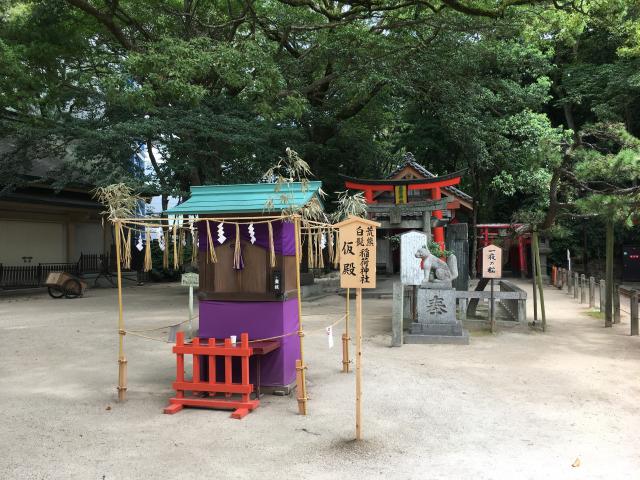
(333, 215), (380, 442)
(335, 216), (380, 289)
(482, 244), (502, 334)
(482, 244), (502, 279)
(181, 272), (199, 287)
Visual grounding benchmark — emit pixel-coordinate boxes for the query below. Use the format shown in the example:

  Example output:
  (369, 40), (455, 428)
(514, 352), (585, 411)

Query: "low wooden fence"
(0, 253), (109, 290)
(551, 266), (639, 336)
(459, 280), (527, 324)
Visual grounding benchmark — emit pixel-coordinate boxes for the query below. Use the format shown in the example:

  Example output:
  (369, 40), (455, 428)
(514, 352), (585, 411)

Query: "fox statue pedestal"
(404, 284), (469, 345)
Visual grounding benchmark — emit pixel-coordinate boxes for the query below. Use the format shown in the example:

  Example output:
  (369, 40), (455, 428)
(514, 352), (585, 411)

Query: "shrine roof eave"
(340, 169), (467, 187)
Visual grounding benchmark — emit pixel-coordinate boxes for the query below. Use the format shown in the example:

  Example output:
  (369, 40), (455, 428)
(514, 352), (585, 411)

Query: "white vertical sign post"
(181, 273), (199, 339)
(482, 245), (502, 333)
(334, 216), (380, 441)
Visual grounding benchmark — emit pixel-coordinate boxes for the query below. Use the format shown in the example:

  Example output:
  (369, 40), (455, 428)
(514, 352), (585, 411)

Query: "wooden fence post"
(568, 270), (573, 295)
(589, 276), (595, 308)
(574, 273), (579, 300)
(599, 280), (606, 313)
(580, 274), (586, 304)
(631, 290), (639, 336)
(614, 284), (621, 324)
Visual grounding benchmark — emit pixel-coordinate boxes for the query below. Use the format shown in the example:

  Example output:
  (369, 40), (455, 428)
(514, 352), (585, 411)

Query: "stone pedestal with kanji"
(405, 284), (469, 345)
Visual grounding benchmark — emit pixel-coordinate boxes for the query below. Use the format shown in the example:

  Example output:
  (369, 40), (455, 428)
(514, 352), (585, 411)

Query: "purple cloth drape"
(198, 220), (296, 256)
(199, 299), (301, 387)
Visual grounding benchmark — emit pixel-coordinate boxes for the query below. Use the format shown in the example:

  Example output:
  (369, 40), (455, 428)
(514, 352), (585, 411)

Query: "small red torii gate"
(342, 170), (466, 248)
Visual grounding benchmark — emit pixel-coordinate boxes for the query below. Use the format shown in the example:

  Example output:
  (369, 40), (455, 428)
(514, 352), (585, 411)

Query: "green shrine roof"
(164, 181), (323, 215)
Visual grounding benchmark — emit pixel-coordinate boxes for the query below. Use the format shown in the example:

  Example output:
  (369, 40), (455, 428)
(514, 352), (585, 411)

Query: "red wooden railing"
(164, 332), (259, 419)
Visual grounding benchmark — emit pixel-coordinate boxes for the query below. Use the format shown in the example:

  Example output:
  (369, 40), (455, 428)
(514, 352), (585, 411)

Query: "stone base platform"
(404, 331), (470, 345)
(405, 320), (470, 344)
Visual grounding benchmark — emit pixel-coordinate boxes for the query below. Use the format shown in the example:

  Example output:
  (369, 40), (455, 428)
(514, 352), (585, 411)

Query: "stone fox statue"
(415, 247), (458, 284)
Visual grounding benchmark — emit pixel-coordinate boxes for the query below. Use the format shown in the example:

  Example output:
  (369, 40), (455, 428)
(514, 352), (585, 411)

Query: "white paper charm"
(326, 326), (334, 348)
(158, 227), (166, 251)
(248, 223), (256, 244)
(136, 234), (144, 251)
(320, 233), (327, 250)
(217, 222), (227, 244)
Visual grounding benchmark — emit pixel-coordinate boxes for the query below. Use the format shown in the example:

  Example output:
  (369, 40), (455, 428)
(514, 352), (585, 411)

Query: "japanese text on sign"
(336, 217), (379, 289)
(482, 244), (502, 279)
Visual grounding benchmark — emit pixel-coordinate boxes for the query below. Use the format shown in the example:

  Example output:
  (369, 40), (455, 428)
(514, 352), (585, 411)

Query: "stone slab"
(417, 286), (457, 324)
(392, 282), (403, 347)
(400, 231), (427, 286)
(410, 321), (464, 336)
(404, 331), (470, 345)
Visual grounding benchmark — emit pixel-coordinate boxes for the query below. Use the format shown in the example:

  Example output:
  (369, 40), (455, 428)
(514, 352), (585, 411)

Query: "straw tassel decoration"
(267, 221), (276, 267)
(317, 230), (324, 268)
(162, 228), (169, 269)
(144, 228), (153, 272)
(190, 229), (198, 265)
(178, 229), (185, 266)
(328, 228), (335, 263)
(122, 226), (132, 270)
(333, 230), (340, 268)
(172, 222), (179, 269)
(233, 223), (243, 270)
(206, 221), (217, 263)
(306, 225), (314, 268)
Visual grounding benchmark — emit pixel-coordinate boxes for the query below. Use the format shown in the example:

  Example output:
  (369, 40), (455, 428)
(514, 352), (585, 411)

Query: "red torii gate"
(342, 170), (465, 248)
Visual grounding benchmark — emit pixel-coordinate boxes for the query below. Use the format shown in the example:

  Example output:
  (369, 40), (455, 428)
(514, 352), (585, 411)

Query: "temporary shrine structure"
(108, 180), (355, 418)
(164, 182), (325, 394)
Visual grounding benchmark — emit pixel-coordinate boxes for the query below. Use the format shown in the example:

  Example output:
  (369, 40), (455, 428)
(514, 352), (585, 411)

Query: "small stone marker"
(181, 273), (199, 339)
(392, 282), (403, 347)
(400, 231), (427, 286)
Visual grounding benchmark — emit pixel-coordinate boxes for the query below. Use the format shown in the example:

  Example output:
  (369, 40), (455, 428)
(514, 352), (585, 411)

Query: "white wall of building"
(0, 220), (66, 264)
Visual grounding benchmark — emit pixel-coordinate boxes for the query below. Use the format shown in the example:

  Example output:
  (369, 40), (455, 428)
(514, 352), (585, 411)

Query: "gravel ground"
(1, 279), (639, 479)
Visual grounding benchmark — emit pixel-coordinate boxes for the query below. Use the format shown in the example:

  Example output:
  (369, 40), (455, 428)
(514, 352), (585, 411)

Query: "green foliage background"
(2, 0), (640, 272)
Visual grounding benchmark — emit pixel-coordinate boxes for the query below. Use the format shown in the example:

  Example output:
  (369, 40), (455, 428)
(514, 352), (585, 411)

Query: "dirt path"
(1, 280), (639, 479)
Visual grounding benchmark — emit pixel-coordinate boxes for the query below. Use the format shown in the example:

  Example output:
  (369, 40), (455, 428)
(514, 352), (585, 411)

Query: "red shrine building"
(341, 154), (473, 274)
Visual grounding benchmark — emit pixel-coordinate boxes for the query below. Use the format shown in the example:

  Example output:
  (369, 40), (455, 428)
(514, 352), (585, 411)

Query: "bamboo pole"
(532, 230), (547, 332)
(293, 216), (308, 415)
(342, 288), (350, 373)
(115, 221), (127, 401)
(355, 287), (363, 440)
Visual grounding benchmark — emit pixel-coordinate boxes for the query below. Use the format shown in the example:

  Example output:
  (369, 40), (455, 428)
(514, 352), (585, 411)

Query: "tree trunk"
(605, 217), (614, 327)
(470, 197), (478, 279)
(532, 230), (546, 332)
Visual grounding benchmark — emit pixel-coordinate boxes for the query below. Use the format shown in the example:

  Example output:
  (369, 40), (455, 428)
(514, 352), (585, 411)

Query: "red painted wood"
(192, 337), (200, 383)
(172, 381), (252, 394)
(163, 403), (184, 415)
(208, 338), (216, 385)
(173, 345), (252, 356)
(431, 187), (445, 248)
(231, 408), (250, 419)
(166, 397), (259, 411)
(163, 333), (258, 419)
